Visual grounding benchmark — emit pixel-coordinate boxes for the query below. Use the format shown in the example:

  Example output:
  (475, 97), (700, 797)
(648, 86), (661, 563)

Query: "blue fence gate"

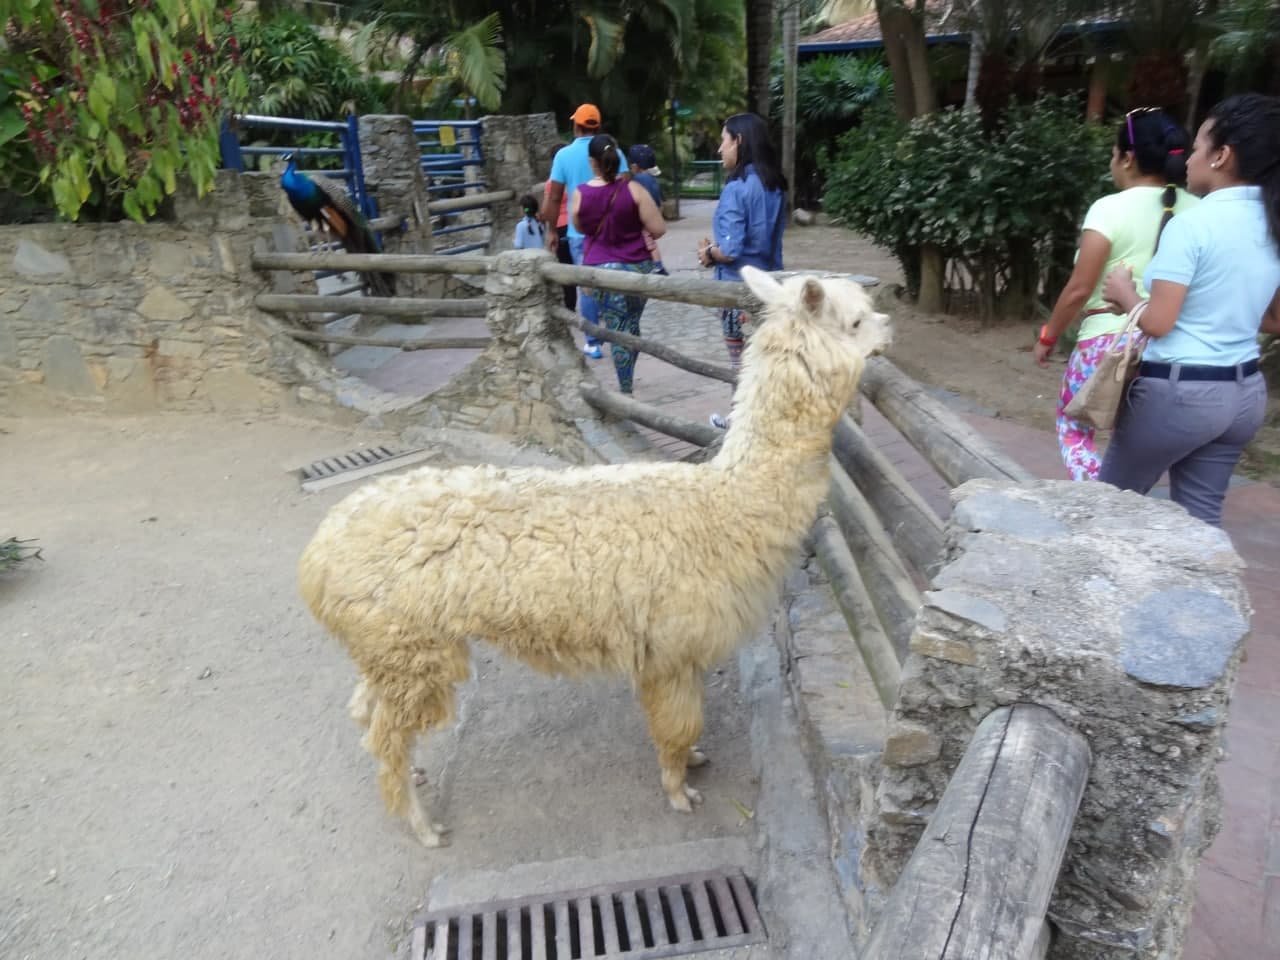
(415, 119), (490, 255)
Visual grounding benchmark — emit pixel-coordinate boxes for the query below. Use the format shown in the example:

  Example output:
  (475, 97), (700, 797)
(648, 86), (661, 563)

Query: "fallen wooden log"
(863, 704), (1090, 960)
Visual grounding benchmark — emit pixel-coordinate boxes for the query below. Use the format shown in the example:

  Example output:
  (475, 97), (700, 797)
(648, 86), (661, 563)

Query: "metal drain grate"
(412, 868), (766, 960)
(297, 445), (432, 492)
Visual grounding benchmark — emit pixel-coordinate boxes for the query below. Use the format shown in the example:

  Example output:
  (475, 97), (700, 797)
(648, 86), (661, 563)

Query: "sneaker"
(709, 412), (730, 430)
(583, 343), (603, 360)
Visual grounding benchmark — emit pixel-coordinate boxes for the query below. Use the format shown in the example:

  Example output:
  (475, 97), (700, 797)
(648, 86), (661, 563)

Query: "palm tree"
(746, 0), (775, 115)
(1125, 0), (1211, 108)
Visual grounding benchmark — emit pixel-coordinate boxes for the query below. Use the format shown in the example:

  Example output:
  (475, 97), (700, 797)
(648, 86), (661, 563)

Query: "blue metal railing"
(220, 114), (377, 222)
(414, 118), (489, 254)
(413, 119), (486, 196)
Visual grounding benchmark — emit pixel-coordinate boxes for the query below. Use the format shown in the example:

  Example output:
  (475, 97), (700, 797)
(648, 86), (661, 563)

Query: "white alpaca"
(299, 267), (890, 846)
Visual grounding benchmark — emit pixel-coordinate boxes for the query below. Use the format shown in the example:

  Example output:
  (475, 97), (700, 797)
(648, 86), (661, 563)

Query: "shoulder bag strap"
(584, 181), (624, 260)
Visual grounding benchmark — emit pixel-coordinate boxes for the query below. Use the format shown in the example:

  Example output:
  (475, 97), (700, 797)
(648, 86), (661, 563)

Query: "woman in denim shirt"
(699, 113), (787, 368)
(1101, 93), (1280, 526)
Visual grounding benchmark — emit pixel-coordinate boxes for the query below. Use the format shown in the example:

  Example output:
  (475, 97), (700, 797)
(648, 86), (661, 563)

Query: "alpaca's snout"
(858, 311), (893, 357)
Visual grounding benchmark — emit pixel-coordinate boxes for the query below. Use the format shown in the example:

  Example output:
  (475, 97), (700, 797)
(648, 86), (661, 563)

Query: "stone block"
(882, 722), (942, 767)
(137, 286), (195, 322)
(157, 338), (205, 358)
(41, 335), (98, 396)
(14, 238), (72, 277)
(872, 479), (1250, 960)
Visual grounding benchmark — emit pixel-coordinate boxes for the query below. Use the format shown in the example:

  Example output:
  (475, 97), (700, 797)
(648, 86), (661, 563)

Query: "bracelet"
(1038, 324), (1058, 347)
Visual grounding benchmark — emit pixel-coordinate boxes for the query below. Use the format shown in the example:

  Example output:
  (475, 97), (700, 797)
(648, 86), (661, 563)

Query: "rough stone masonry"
(867, 479), (1250, 959)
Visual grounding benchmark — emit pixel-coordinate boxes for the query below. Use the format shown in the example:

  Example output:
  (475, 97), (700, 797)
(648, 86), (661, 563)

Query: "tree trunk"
(746, 0), (776, 117)
(964, 13), (984, 112)
(781, 0), (799, 207)
(917, 245), (945, 314)
(877, 1), (936, 118)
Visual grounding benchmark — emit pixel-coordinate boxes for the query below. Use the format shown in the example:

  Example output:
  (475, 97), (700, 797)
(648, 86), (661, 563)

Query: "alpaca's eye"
(853, 319), (861, 328)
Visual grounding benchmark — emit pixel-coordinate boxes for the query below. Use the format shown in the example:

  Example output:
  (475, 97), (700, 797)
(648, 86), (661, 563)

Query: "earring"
(1211, 162), (1221, 169)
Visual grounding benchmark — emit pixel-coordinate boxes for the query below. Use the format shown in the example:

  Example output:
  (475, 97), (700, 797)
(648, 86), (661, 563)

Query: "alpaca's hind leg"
(639, 666), (706, 813)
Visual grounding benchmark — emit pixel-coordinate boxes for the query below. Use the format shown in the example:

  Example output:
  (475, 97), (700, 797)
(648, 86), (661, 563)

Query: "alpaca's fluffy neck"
(710, 338), (848, 545)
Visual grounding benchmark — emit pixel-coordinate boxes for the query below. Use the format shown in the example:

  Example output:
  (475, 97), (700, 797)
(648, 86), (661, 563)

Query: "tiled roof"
(800, 0), (952, 46)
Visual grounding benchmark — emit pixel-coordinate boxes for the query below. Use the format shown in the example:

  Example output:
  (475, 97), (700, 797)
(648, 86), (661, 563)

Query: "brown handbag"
(1063, 302), (1148, 430)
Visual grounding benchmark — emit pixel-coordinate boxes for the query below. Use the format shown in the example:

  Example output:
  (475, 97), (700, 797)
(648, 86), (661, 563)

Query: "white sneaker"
(583, 343), (603, 359)
(709, 413), (730, 430)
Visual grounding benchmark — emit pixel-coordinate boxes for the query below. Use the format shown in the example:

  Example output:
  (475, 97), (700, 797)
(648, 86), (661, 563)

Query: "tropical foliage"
(823, 97), (1112, 319)
(770, 52), (892, 205)
(0, 0), (247, 222)
(230, 11), (390, 118)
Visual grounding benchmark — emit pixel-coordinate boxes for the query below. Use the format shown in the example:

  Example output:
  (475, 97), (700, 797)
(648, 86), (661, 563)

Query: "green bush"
(822, 96), (1112, 319)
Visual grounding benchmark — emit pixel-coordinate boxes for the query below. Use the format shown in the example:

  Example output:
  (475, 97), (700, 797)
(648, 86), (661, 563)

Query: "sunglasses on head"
(1125, 107), (1161, 151)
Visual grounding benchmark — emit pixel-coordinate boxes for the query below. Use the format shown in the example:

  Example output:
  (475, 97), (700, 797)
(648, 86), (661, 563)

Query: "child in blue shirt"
(512, 193), (545, 250)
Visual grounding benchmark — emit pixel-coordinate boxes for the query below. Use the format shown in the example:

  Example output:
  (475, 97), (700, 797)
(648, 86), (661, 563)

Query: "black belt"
(1138, 359), (1259, 382)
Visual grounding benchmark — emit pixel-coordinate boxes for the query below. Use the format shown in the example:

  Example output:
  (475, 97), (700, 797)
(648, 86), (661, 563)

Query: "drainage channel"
(413, 868), (766, 960)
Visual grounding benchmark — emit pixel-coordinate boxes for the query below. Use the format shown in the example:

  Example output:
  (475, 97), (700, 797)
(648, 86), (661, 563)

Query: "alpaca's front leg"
(640, 667), (706, 813)
(348, 677), (375, 728)
(366, 698), (449, 848)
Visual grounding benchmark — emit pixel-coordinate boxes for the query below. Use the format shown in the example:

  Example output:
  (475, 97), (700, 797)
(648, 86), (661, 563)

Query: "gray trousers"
(1099, 370), (1266, 526)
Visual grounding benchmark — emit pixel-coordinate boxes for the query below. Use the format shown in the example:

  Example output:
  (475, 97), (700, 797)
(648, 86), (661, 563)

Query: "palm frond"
(444, 13), (507, 111)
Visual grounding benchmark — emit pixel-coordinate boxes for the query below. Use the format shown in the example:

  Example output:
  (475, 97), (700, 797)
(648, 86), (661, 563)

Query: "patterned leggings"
(721, 308), (750, 369)
(1057, 331), (1137, 481)
(591, 260), (655, 393)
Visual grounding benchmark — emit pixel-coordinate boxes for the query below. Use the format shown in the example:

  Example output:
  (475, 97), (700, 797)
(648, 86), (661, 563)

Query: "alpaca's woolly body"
(299, 267), (890, 844)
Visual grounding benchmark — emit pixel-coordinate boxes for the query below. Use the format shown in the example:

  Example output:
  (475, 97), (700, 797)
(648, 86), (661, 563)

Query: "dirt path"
(0, 414), (768, 959)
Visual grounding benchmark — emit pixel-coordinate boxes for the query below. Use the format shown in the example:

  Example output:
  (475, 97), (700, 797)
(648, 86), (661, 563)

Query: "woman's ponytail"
(1154, 116), (1189, 252)
(588, 134), (621, 183)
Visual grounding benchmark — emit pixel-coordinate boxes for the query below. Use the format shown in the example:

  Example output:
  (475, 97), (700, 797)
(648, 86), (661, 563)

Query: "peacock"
(279, 154), (396, 298)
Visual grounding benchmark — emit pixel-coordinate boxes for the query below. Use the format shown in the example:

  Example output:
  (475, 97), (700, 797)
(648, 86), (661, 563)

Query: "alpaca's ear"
(741, 266), (783, 306)
(800, 278), (825, 314)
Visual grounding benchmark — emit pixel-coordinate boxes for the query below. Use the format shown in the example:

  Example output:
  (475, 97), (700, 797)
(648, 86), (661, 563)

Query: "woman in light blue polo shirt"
(1101, 93), (1280, 526)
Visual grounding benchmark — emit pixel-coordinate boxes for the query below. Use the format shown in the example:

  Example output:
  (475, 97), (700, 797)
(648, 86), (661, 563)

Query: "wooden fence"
(252, 250), (1088, 958)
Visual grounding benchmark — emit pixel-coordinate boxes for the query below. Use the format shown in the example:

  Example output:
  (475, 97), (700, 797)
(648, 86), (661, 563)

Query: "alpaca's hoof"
(668, 785), (703, 813)
(415, 823), (450, 848)
(687, 747), (709, 769)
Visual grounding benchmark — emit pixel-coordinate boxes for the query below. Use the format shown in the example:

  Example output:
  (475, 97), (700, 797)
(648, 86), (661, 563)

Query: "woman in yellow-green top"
(1034, 108), (1199, 480)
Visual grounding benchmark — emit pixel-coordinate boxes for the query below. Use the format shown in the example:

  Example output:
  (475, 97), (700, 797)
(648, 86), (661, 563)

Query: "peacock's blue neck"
(281, 161), (317, 201)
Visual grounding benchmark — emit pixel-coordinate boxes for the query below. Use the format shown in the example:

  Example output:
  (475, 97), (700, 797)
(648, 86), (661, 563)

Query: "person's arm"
(630, 181), (666, 239)
(700, 185), (744, 267)
(1103, 268), (1187, 338)
(1033, 230), (1111, 367)
(1261, 287), (1280, 336)
(570, 188), (584, 235)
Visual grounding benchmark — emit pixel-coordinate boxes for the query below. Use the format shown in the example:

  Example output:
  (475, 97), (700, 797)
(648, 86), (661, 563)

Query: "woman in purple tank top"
(571, 134), (667, 394)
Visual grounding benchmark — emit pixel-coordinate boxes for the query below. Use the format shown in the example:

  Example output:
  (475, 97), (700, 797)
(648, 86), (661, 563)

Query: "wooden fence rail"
(554, 307), (737, 385)
(284, 329), (491, 351)
(254, 293), (487, 319)
(539, 261), (752, 309)
(863, 704), (1090, 960)
(251, 252), (492, 275)
(860, 357), (1034, 487)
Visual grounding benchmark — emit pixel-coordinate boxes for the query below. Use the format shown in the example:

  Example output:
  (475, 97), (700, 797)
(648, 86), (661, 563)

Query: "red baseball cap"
(570, 104), (601, 129)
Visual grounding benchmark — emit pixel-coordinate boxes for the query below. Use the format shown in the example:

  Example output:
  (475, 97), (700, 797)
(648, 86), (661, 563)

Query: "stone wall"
(358, 114), (436, 299)
(0, 172), (341, 415)
(481, 113), (562, 254)
(865, 479), (1250, 958)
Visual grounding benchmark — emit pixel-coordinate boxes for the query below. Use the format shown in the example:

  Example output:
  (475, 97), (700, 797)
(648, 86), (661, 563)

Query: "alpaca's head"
(716, 268), (891, 465)
(742, 267), (891, 362)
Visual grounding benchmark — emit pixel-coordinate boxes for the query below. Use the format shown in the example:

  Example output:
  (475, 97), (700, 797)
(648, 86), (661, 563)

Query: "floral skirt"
(590, 260), (655, 393)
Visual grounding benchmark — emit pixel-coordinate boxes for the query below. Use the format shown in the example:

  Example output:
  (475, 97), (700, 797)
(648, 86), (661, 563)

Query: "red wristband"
(1038, 324), (1058, 347)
